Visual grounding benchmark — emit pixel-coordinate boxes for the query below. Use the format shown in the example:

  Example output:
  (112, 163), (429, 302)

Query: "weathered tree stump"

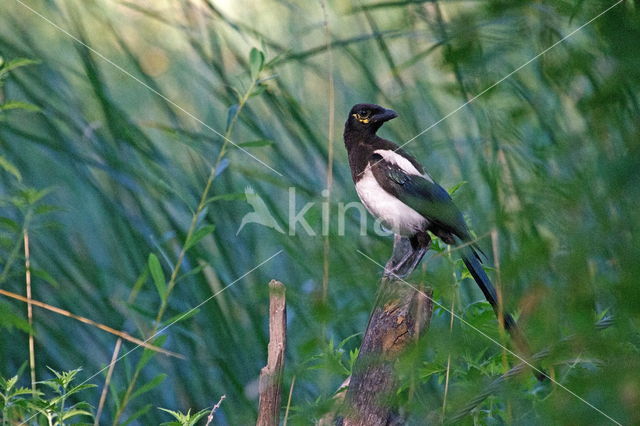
(335, 234), (433, 425)
(338, 278), (433, 426)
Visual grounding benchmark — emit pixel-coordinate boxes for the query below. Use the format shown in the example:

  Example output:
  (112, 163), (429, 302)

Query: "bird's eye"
(358, 109), (370, 118)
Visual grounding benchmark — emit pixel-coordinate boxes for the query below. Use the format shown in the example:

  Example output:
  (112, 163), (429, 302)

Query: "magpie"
(344, 103), (544, 379)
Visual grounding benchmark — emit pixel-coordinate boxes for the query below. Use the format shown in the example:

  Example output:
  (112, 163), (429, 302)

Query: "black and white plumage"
(344, 103), (471, 247)
(344, 103), (543, 379)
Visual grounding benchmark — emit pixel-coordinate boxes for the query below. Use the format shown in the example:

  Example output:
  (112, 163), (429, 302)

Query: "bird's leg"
(384, 234), (412, 277)
(384, 232), (431, 278)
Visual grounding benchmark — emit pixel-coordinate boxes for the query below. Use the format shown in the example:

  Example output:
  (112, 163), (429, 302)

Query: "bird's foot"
(384, 233), (430, 278)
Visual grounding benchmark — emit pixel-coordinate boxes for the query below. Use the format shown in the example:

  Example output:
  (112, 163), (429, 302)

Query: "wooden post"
(338, 279), (433, 425)
(257, 280), (287, 426)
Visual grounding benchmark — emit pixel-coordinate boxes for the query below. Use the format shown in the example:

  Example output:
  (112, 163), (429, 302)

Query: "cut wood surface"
(256, 280), (287, 426)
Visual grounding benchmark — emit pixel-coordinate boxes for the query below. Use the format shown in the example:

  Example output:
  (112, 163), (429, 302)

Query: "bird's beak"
(373, 108), (398, 123)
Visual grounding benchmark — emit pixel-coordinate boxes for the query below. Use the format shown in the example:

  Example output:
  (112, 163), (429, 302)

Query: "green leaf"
(0, 216), (20, 232)
(185, 408), (210, 425)
(0, 156), (22, 181)
(420, 364), (445, 380)
(176, 264), (206, 283)
(148, 253), (167, 301)
(238, 139), (273, 148)
(121, 404), (152, 426)
(19, 187), (54, 205)
(448, 180), (467, 196)
(127, 303), (156, 320)
(137, 335), (168, 371)
(61, 409), (94, 421)
(204, 193), (245, 205)
(33, 203), (62, 215)
(0, 58), (40, 76)
(249, 47), (265, 80)
(158, 407), (182, 420)
(4, 375), (18, 392)
(158, 407), (209, 426)
(184, 224), (216, 251)
(65, 383), (97, 397)
(0, 304), (32, 333)
(161, 308), (200, 329)
(8, 386), (37, 399)
(130, 373), (167, 402)
(32, 267), (60, 288)
(0, 101), (41, 112)
(130, 267), (149, 301)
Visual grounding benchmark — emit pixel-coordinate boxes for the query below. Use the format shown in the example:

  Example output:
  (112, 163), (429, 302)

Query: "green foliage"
(0, 369), (94, 425)
(0, 156), (21, 182)
(0, 374), (37, 424)
(249, 47), (266, 81)
(0, 57), (40, 119)
(32, 368), (96, 425)
(305, 334), (361, 378)
(157, 407), (209, 426)
(148, 253), (167, 302)
(1, 0), (639, 424)
(184, 224), (216, 251)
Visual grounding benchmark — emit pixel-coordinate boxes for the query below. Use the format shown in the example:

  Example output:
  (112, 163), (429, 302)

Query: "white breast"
(373, 149), (434, 183)
(355, 165), (428, 236)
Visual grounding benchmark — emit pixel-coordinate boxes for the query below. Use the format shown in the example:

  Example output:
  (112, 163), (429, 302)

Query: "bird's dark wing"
(369, 153), (471, 242)
(369, 154), (544, 379)
(369, 153), (544, 380)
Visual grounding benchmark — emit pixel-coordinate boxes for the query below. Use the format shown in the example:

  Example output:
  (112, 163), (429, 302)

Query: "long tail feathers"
(459, 242), (547, 381)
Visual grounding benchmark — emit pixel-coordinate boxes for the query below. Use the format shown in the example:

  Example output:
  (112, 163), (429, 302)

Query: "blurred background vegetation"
(1, 0), (639, 424)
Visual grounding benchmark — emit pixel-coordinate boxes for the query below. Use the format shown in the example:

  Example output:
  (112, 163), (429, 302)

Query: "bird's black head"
(345, 103), (398, 135)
